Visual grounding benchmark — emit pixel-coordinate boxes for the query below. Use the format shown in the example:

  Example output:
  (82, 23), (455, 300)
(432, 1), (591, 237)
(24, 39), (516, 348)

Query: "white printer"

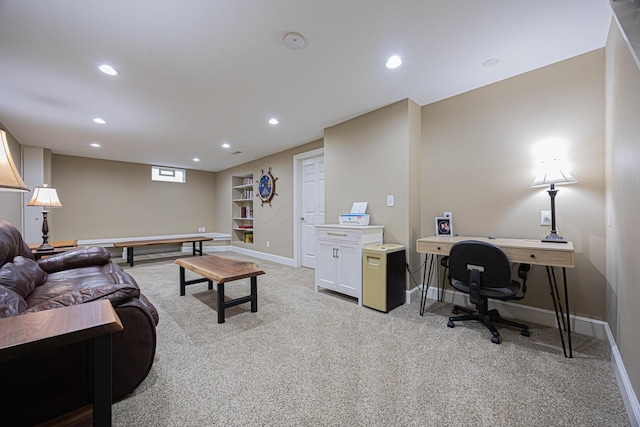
(339, 202), (370, 226)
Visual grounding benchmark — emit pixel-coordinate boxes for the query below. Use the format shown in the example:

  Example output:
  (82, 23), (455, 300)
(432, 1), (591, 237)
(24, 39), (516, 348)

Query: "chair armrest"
(37, 247), (111, 273)
(440, 256), (449, 268)
(517, 263), (531, 281)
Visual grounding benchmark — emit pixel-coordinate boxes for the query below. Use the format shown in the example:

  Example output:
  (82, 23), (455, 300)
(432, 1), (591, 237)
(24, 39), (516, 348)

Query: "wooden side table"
(32, 246), (80, 260)
(0, 300), (123, 426)
(28, 239), (78, 250)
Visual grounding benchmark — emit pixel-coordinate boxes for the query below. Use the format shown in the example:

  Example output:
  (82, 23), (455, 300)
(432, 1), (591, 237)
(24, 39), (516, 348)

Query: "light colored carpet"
(112, 252), (630, 426)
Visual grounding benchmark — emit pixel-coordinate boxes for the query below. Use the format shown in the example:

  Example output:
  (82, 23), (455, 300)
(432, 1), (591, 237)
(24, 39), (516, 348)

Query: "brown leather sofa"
(0, 219), (159, 425)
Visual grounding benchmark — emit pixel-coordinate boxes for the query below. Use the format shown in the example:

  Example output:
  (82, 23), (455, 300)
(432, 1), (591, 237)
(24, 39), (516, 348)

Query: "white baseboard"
(606, 324), (640, 427)
(407, 286), (607, 339)
(79, 232), (231, 247)
(78, 233), (231, 260)
(227, 245), (297, 267)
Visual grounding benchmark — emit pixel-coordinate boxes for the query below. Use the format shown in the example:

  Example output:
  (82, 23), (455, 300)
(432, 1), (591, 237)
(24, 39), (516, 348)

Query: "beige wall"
(214, 139), (324, 259)
(324, 99), (422, 279)
(606, 18), (640, 404)
(422, 49), (606, 318)
(0, 125), (25, 227)
(51, 155), (216, 240)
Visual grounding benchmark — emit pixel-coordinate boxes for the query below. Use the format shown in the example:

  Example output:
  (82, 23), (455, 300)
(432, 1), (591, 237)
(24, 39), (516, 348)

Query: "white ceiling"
(0, 0), (612, 172)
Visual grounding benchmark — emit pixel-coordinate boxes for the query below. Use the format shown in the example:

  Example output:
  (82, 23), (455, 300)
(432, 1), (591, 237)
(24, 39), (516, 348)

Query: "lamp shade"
(0, 129), (29, 192)
(531, 159), (577, 188)
(27, 185), (62, 208)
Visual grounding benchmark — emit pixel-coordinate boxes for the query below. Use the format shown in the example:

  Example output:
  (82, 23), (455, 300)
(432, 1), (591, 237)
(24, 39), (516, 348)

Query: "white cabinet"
(315, 225), (383, 306)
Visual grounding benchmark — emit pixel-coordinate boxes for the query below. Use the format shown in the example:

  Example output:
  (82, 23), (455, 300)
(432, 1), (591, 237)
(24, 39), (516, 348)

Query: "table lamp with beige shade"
(27, 184), (62, 251)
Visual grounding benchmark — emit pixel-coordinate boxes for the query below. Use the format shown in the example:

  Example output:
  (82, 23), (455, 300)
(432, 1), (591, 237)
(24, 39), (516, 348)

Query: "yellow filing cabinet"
(362, 244), (406, 313)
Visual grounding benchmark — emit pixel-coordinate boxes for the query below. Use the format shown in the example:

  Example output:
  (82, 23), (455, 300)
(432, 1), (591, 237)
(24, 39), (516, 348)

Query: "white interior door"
(300, 155), (325, 268)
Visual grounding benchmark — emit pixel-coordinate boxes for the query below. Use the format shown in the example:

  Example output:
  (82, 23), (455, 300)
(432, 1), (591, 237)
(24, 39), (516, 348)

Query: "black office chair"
(446, 240), (530, 344)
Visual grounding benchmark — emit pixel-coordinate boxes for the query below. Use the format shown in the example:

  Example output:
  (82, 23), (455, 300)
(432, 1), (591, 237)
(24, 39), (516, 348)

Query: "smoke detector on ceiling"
(283, 32), (306, 50)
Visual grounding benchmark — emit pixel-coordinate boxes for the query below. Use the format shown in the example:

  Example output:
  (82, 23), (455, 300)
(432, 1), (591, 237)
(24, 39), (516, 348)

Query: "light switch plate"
(387, 195), (394, 207)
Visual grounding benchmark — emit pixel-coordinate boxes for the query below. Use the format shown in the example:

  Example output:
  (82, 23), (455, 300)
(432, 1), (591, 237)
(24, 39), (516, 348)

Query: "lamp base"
(541, 231), (568, 244)
(35, 243), (55, 252)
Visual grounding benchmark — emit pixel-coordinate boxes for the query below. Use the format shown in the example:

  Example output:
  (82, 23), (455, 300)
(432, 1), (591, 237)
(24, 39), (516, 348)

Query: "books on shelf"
(240, 206), (253, 219)
(242, 177), (253, 185)
(244, 232), (253, 243)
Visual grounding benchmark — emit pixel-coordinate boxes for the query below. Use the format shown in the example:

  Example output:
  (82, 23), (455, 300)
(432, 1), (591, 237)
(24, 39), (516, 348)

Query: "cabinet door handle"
(327, 232), (347, 237)
(335, 248), (339, 258)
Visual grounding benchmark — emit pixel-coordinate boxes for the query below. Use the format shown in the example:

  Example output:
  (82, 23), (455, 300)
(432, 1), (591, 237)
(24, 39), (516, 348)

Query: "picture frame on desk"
(435, 217), (453, 236)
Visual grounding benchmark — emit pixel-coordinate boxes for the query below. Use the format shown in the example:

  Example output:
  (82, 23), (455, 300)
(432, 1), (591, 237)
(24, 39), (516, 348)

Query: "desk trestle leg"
(420, 254), (436, 316)
(216, 277), (258, 324)
(546, 266), (572, 358)
(127, 247), (134, 267)
(192, 241), (204, 256)
(179, 266), (213, 296)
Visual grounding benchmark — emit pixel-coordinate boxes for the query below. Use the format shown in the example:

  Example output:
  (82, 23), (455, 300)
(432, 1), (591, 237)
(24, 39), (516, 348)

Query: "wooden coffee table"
(175, 254), (265, 323)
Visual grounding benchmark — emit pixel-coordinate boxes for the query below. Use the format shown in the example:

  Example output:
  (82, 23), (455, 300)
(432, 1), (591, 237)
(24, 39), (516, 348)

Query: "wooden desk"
(113, 236), (213, 267)
(416, 236), (576, 357)
(0, 300), (123, 426)
(176, 254), (265, 323)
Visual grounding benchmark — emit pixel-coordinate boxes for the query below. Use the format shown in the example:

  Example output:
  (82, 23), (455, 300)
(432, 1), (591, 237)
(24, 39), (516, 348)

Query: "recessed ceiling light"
(93, 117), (106, 124)
(482, 58), (500, 67)
(90, 143), (101, 148)
(98, 64), (118, 76)
(386, 55), (402, 69)
(193, 157), (200, 162)
(222, 143), (230, 148)
(269, 118), (279, 125)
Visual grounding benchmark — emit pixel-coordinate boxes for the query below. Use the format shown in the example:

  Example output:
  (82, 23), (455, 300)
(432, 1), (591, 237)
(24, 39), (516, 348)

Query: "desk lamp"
(531, 159), (576, 243)
(27, 184), (62, 251)
(0, 129), (29, 192)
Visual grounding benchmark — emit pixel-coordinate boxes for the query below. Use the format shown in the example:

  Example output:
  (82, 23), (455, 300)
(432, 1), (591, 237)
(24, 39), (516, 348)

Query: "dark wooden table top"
(0, 300), (123, 363)
(175, 254), (265, 284)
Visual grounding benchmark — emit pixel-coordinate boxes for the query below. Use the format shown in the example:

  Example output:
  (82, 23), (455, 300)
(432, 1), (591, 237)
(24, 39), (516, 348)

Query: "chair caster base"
(447, 320), (455, 328)
(491, 335), (501, 344)
(521, 329), (530, 337)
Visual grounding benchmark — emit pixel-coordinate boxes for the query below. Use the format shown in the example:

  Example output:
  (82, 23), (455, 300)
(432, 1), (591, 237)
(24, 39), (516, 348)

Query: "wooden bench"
(113, 236), (213, 267)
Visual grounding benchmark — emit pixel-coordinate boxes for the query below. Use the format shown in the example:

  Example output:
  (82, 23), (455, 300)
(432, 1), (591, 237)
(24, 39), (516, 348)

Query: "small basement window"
(152, 166), (186, 183)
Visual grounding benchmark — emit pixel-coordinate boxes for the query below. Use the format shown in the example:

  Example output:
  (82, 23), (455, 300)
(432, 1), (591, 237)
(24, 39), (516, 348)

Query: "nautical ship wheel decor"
(257, 167), (278, 206)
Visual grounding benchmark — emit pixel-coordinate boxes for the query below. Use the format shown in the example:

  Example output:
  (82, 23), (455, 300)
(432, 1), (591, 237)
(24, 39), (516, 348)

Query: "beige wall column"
(606, 18), (640, 408)
(324, 99), (422, 286)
